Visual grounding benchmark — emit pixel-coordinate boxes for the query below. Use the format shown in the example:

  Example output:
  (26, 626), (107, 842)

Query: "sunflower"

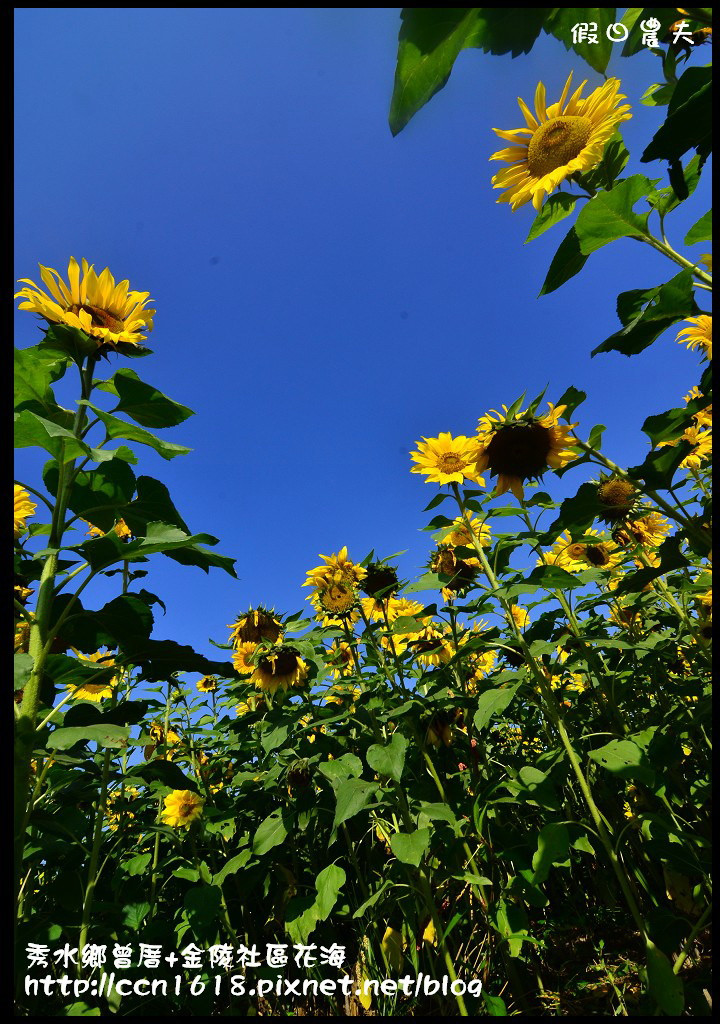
(596, 477), (637, 524)
(658, 423), (712, 470)
(408, 624), (454, 667)
(410, 432), (484, 486)
(310, 581), (359, 625)
(677, 315), (712, 361)
(14, 618), (32, 654)
(490, 72), (632, 212)
(541, 528), (621, 572)
(228, 607), (283, 646)
(105, 786), (140, 832)
(66, 650), (118, 702)
(684, 386), (712, 428)
(15, 257), (155, 347)
(251, 645), (308, 695)
(360, 561), (400, 600)
(381, 598), (428, 655)
(235, 694), (261, 716)
(145, 722), (182, 760)
(360, 596), (390, 622)
(326, 640), (356, 678)
(303, 546), (366, 590)
(196, 675), (219, 693)
(161, 789), (204, 828)
(323, 683), (362, 708)
(232, 640), (260, 675)
(84, 518), (133, 540)
(509, 605), (529, 631)
(475, 403), (576, 500)
(430, 545), (481, 600)
(615, 512), (672, 548)
(442, 515), (491, 550)
(14, 485), (37, 539)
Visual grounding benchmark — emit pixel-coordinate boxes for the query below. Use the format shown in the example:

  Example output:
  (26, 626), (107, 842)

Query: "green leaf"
(588, 739), (655, 785)
(524, 565), (586, 590)
(121, 853), (152, 876)
(388, 8), (549, 135)
(15, 652), (34, 691)
(628, 442), (692, 490)
(592, 271), (699, 357)
(122, 901), (151, 931)
(332, 779), (379, 828)
(642, 66), (712, 165)
(353, 880), (392, 918)
(59, 594), (154, 652)
(575, 175), (653, 255)
(542, 482), (599, 541)
(531, 823), (570, 883)
(525, 194), (577, 243)
(646, 941), (685, 1015)
(128, 760), (197, 790)
(642, 404), (705, 445)
(556, 386), (586, 419)
(577, 133), (630, 192)
(538, 226), (589, 296)
(621, 8), (681, 57)
(15, 409), (91, 463)
(366, 733), (408, 783)
(315, 863), (346, 919)
(474, 683), (520, 730)
(544, 8), (616, 73)
(14, 345), (73, 424)
(119, 475), (189, 534)
(213, 850), (252, 885)
(685, 210), (711, 245)
(108, 368), (194, 428)
(44, 458), (137, 534)
(260, 724), (289, 754)
(184, 885), (222, 927)
(119, 638), (234, 684)
(390, 827), (431, 867)
(640, 83), (675, 107)
(252, 809), (291, 855)
(81, 403), (192, 460)
(48, 724), (131, 750)
(647, 155), (702, 215)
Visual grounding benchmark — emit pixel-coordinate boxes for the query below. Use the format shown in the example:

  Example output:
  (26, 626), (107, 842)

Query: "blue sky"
(14, 9), (711, 669)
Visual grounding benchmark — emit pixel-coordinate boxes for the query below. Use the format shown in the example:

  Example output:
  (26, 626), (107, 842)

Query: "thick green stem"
(77, 748), (112, 974)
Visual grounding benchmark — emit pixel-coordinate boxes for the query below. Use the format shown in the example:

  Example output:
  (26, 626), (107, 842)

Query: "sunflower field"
(14, 8), (711, 1018)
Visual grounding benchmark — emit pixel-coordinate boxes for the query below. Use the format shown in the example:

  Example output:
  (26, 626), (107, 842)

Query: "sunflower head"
(160, 789), (204, 828)
(361, 561), (400, 600)
(228, 606), (283, 646)
(14, 485), (37, 539)
(677, 315), (712, 361)
(15, 258), (155, 349)
(429, 545), (479, 596)
(475, 402), (576, 500)
(196, 675), (219, 694)
(410, 432), (484, 486)
(85, 518), (133, 541)
(232, 641), (260, 676)
(252, 645), (308, 695)
(66, 650), (118, 702)
(490, 73), (631, 212)
(597, 476), (637, 523)
(303, 546), (366, 590)
(287, 759), (312, 790)
(311, 581), (359, 624)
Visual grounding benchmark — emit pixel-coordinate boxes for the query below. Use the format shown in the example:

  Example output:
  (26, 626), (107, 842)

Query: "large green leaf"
(646, 941), (685, 1015)
(685, 210), (711, 245)
(315, 863), (346, 919)
(333, 779), (379, 828)
(525, 194), (577, 244)
(531, 823), (570, 883)
(117, 637), (235, 683)
(14, 345), (73, 425)
(102, 368), (194, 429)
(544, 8), (616, 73)
(588, 739), (655, 784)
(59, 594), (154, 652)
(252, 808), (291, 855)
(15, 410), (92, 464)
(44, 458), (137, 534)
(538, 226), (589, 296)
(592, 271), (699, 357)
(366, 732), (408, 782)
(48, 723), (131, 750)
(389, 8), (549, 135)
(81, 403), (192, 460)
(574, 175), (653, 255)
(390, 828), (431, 866)
(119, 475), (189, 534)
(642, 66), (712, 165)
(474, 683), (520, 730)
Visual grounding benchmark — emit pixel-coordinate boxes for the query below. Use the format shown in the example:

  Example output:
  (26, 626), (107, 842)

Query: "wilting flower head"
(410, 432), (484, 486)
(15, 258), (155, 347)
(303, 546), (366, 590)
(251, 645), (308, 695)
(228, 606), (283, 646)
(161, 789), (204, 828)
(430, 545), (480, 600)
(66, 650), (118, 702)
(490, 72), (631, 212)
(677, 315), (712, 361)
(14, 485), (37, 539)
(475, 403), (576, 500)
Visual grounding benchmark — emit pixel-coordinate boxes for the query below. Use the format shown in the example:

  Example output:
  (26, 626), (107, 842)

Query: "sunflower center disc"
(71, 303), (126, 333)
(486, 423), (552, 480)
(261, 648), (298, 675)
(438, 453), (465, 473)
(526, 115), (593, 178)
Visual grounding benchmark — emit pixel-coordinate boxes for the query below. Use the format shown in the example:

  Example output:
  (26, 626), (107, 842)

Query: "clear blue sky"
(14, 9), (711, 668)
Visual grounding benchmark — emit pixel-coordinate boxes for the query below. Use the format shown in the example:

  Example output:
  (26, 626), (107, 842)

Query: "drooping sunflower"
(15, 257), (155, 347)
(66, 650), (118, 702)
(14, 485), (37, 539)
(85, 518), (133, 540)
(490, 72), (632, 212)
(228, 606), (283, 646)
(596, 477), (637, 524)
(408, 623), (454, 668)
(677, 315), (712, 361)
(475, 403), (576, 500)
(251, 645), (308, 695)
(410, 432), (484, 487)
(430, 545), (481, 600)
(360, 561), (400, 600)
(161, 789), (205, 828)
(303, 546), (366, 590)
